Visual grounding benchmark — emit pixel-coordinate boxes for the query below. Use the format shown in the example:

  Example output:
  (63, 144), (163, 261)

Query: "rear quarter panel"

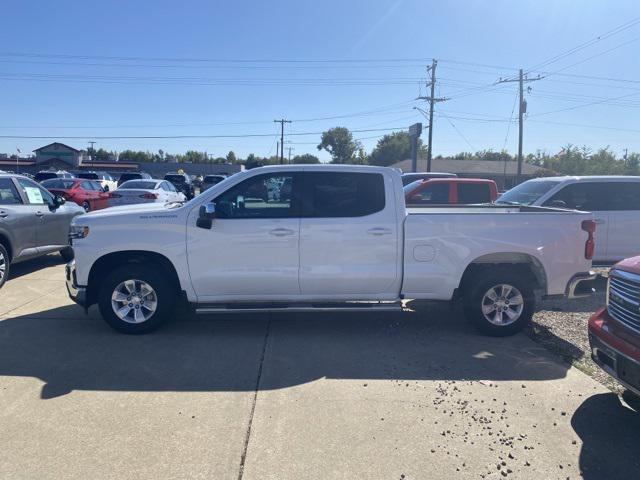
(402, 209), (593, 299)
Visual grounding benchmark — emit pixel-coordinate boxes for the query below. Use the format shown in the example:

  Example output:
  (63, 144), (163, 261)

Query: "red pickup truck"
(404, 178), (498, 205)
(589, 256), (640, 397)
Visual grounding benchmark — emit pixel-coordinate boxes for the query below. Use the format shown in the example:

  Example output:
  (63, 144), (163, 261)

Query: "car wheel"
(59, 246), (74, 262)
(98, 265), (175, 334)
(82, 201), (91, 212)
(463, 269), (535, 337)
(0, 243), (9, 289)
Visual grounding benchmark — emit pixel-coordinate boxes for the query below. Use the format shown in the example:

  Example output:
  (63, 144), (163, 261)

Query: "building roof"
(392, 158), (545, 175)
(33, 142), (81, 153)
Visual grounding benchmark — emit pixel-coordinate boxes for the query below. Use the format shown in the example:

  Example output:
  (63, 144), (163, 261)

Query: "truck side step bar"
(195, 301), (403, 314)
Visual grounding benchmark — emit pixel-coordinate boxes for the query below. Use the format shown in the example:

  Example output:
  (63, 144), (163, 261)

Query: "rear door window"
(0, 179), (22, 205)
(457, 183), (491, 204)
(603, 182), (640, 210)
(303, 172), (385, 217)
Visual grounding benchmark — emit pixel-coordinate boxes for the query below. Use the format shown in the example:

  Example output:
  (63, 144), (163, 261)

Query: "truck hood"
(78, 201), (185, 221)
(613, 255), (640, 275)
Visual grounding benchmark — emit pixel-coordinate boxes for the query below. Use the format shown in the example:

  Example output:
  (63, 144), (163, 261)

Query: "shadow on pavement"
(8, 254), (65, 281)
(572, 393), (640, 480)
(0, 300), (573, 399)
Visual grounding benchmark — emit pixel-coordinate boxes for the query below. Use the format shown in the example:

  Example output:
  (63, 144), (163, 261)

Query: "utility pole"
(416, 59), (448, 172)
(273, 119), (291, 164)
(276, 141), (280, 160)
(88, 141), (96, 151)
(287, 146), (294, 163)
(496, 69), (543, 183)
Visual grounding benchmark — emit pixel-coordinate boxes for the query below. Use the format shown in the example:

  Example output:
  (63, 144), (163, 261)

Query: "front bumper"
(65, 260), (88, 308)
(566, 271), (598, 298)
(589, 308), (640, 396)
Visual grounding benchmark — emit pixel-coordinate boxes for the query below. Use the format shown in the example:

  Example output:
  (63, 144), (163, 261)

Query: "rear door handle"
(268, 228), (295, 237)
(367, 227), (392, 236)
(35, 211), (44, 217)
(0, 211), (7, 218)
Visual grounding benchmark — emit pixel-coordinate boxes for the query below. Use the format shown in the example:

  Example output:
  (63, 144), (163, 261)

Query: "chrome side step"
(195, 301), (403, 314)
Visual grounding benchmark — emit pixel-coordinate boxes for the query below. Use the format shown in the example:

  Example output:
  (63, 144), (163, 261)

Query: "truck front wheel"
(98, 265), (175, 334)
(463, 270), (535, 336)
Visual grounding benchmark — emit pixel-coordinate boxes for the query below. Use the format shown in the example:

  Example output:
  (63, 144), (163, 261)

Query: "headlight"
(69, 225), (90, 239)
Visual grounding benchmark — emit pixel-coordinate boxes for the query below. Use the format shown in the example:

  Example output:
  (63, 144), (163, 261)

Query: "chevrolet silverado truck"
(66, 165), (597, 335)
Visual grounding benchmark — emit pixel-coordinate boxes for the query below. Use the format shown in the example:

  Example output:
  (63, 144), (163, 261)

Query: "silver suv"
(0, 174), (84, 289)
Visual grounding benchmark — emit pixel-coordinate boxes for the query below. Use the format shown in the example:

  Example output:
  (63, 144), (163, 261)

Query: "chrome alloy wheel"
(0, 251), (5, 282)
(111, 279), (158, 324)
(481, 284), (524, 326)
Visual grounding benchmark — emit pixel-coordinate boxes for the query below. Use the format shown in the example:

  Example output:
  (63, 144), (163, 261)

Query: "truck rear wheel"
(463, 270), (535, 336)
(98, 265), (175, 334)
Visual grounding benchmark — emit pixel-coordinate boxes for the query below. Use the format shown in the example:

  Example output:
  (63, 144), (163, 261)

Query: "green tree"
(317, 127), (361, 164)
(291, 153), (320, 164)
(226, 151), (237, 163)
(368, 131), (425, 167)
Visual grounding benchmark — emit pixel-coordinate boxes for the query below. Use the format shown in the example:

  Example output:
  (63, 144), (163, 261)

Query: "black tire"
(59, 246), (74, 262)
(463, 268), (535, 337)
(98, 264), (176, 334)
(0, 243), (9, 290)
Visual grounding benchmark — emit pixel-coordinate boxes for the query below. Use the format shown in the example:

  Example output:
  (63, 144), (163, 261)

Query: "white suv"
(498, 176), (640, 263)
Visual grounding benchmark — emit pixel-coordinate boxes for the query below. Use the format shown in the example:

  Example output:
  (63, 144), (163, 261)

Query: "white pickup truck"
(66, 165), (596, 336)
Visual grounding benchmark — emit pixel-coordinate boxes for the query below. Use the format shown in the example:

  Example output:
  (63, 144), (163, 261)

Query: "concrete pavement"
(1, 256), (639, 479)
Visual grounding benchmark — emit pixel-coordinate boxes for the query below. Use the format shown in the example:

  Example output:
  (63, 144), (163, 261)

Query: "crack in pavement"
(237, 316), (272, 480)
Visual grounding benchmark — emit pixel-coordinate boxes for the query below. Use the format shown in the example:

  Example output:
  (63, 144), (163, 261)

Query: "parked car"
(164, 172), (195, 199)
(41, 178), (110, 212)
(201, 175), (227, 191)
(0, 173), (84, 289)
(66, 165), (595, 335)
(404, 178), (498, 205)
(401, 172), (457, 186)
(589, 256), (640, 398)
(107, 179), (186, 207)
(497, 176), (640, 263)
(76, 171), (118, 192)
(34, 170), (74, 183)
(117, 172), (152, 187)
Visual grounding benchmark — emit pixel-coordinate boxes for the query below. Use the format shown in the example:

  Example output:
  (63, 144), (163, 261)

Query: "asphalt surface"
(1, 256), (639, 479)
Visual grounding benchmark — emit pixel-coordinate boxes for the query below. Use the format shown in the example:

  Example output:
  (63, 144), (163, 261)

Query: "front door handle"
(268, 228), (295, 237)
(35, 211), (44, 217)
(367, 227), (392, 236)
(0, 211), (7, 218)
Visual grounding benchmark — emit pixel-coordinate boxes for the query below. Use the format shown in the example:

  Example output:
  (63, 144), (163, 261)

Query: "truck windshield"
(496, 180), (559, 206)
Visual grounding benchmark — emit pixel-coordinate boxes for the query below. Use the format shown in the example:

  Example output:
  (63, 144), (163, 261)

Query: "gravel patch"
(524, 270), (623, 394)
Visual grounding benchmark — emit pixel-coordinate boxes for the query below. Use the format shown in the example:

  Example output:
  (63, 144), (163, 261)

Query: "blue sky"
(1, 0), (639, 162)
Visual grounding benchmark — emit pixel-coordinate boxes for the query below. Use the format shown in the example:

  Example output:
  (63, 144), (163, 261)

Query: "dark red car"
(41, 178), (109, 212)
(404, 178), (498, 205)
(589, 256), (640, 398)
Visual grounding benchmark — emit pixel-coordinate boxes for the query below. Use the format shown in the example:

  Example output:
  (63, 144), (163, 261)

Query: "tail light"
(581, 219), (596, 260)
(140, 193), (158, 200)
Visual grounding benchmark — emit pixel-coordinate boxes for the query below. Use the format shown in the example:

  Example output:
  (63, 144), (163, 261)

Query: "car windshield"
(165, 174), (186, 183)
(120, 180), (159, 190)
(42, 179), (76, 189)
(78, 173), (99, 180)
(403, 180), (424, 195)
(496, 180), (560, 206)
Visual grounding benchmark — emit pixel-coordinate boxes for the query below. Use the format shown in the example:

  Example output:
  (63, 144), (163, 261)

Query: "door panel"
(186, 172), (301, 301)
(0, 178), (36, 256)
(606, 211), (640, 262)
(298, 171), (399, 297)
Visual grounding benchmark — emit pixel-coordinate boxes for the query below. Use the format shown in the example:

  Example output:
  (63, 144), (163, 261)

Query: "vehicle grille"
(608, 270), (640, 333)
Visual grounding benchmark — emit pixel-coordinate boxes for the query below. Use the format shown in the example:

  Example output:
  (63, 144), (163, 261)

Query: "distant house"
(391, 158), (548, 189)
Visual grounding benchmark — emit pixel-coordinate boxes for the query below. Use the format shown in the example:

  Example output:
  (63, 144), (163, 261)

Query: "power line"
(529, 90), (640, 117)
(0, 126), (410, 141)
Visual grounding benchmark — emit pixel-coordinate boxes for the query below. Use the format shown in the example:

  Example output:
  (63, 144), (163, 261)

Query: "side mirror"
(547, 200), (567, 209)
(197, 203), (216, 229)
(51, 195), (66, 211)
